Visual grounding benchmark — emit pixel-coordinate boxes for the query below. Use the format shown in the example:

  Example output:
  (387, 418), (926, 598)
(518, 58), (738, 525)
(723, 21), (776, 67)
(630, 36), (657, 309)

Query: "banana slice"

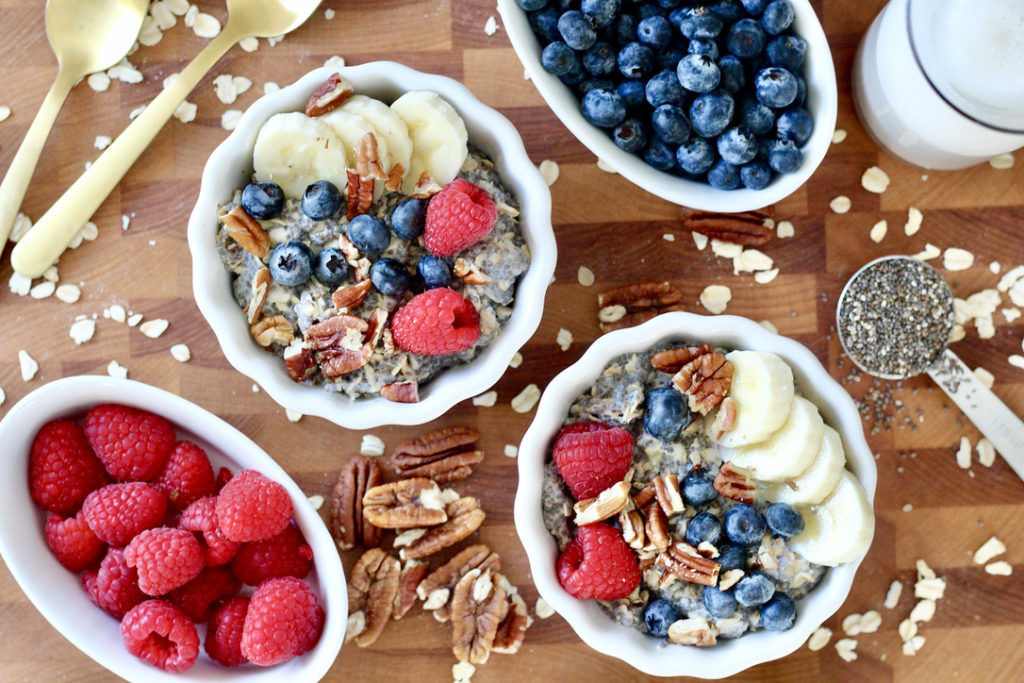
(714, 350), (795, 448)
(340, 95), (413, 184)
(725, 397), (825, 482)
(253, 112), (348, 198)
(390, 91), (468, 194)
(789, 470), (875, 567)
(319, 107), (393, 173)
(762, 426), (847, 506)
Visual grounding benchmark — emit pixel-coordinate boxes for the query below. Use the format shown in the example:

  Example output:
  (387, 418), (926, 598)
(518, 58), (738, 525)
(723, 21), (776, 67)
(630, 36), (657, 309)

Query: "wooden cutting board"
(1, 0), (1022, 680)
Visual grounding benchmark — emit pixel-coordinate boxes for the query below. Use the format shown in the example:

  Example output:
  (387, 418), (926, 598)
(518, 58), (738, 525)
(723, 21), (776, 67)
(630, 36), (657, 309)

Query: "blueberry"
(684, 512), (722, 546)
(768, 139), (803, 173)
(580, 77), (616, 93)
(618, 42), (655, 79)
(541, 41), (580, 76)
(726, 18), (766, 59)
(560, 69), (587, 87)
(651, 104), (690, 144)
(776, 107), (813, 145)
(369, 257), (412, 297)
(313, 247), (349, 287)
(643, 386), (691, 438)
(740, 159), (772, 189)
(583, 42), (617, 75)
(637, 15), (672, 48)
(240, 181), (285, 220)
(643, 138), (678, 171)
(741, 97), (777, 135)
(637, 3), (663, 19)
(657, 0), (684, 7)
(346, 214), (391, 256)
(529, 8), (562, 43)
(656, 45), (688, 70)
(617, 79), (648, 109)
(708, 0), (746, 20)
(516, 0), (549, 9)
(582, 0), (621, 28)
(676, 137), (716, 175)
(717, 55), (746, 94)
(390, 198), (428, 240)
(760, 593), (796, 631)
(417, 255), (452, 289)
(688, 39), (719, 60)
(724, 504), (768, 545)
(611, 14), (639, 45)
(765, 502), (804, 537)
(646, 69), (687, 107)
(761, 0), (794, 34)
(755, 66), (798, 108)
(681, 469), (716, 505)
(702, 586), (738, 619)
(734, 572), (776, 607)
(677, 54), (721, 94)
(679, 7), (724, 39)
(741, 0), (769, 14)
(717, 545), (747, 571)
(717, 127), (758, 165)
(268, 241), (314, 287)
(643, 599), (681, 638)
(689, 92), (734, 137)
(707, 160), (741, 189)
(581, 88), (627, 127)
(301, 180), (342, 221)
(794, 74), (807, 107)
(668, 6), (687, 26)
(613, 118), (649, 152)
(558, 10), (597, 50)
(766, 35), (807, 71)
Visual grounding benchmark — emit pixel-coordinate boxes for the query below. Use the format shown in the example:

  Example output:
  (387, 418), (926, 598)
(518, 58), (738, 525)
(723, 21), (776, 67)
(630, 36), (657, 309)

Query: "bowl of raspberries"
(0, 376), (345, 680)
(498, 0), (837, 211)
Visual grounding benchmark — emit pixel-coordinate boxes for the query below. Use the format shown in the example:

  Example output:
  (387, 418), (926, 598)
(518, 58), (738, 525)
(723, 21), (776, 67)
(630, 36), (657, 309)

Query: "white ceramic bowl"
(188, 63), (557, 429)
(0, 376), (346, 682)
(514, 312), (875, 678)
(498, 1), (837, 212)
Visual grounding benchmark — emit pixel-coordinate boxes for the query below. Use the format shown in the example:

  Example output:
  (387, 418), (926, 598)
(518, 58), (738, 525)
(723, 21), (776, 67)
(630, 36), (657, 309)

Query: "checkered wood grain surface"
(0, 0), (1022, 680)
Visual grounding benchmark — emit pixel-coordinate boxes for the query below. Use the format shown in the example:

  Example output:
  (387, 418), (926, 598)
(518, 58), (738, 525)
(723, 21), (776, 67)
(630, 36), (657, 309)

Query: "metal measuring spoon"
(837, 255), (1024, 479)
(0, 0), (148, 252)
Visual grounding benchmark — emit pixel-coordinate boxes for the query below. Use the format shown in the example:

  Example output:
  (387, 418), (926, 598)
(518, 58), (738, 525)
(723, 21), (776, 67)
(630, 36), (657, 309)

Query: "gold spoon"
(0, 0), (148, 253)
(11, 0), (323, 279)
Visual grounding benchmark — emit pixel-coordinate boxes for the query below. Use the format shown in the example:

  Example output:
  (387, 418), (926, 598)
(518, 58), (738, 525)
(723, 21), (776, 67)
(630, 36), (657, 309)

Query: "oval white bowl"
(498, 0), (838, 211)
(0, 376), (346, 682)
(188, 63), (557, 429)
(514, 312), (875, 678)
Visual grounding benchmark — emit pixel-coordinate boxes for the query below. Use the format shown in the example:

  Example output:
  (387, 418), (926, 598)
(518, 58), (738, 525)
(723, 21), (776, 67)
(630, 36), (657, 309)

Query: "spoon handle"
(927, 349), (1024, 481)
(10, 30), (239, 279)
(0, 69), (77, 253)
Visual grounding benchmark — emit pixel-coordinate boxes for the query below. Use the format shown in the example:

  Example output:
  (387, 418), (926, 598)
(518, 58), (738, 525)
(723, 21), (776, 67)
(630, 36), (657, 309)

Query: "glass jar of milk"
(853, 0), (1024, 169)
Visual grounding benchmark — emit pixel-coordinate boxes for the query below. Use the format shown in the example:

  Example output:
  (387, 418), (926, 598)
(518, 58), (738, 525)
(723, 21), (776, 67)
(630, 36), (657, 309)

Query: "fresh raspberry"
(556, 522), (640, 600)
(206, 596), (250, 667)
(180, 496), (241, 566)
(241, 577), (324, 666)
(84, 404), (175, 481)
(124, 527), (205, 596)
(168, 566), (241, 622)
(29, 419), (109, 514)
(424, 179), (497, 256)
(552, 421), (635, 500)
(216, 470), (292, 543)
(216, 466), (233, 491)
(121, 600), (200, 672)
(83, 548), (146, 619)
(391, 288), (480, 356)
(230, 523), (313, 586)
(82, 482), (168, 547)
(45, 511), (105, 572)
(154, 441), (216, 510)
(180, 495), (218, 531)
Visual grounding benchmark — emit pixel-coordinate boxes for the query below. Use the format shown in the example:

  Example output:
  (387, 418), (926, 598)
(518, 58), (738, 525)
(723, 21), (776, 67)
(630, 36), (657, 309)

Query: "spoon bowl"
(223, 0), (323, 38)
(45, 0), (148, 73)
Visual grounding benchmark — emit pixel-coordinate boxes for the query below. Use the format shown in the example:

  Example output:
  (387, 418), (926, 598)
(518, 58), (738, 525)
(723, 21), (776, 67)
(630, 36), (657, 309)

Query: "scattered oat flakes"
(914, 577), (946, 601)
(951, 324), (966, 342)
(173, 101), (197, 123)
(807, 626), (832, 651)
(905, 207), (923, 236)
(55, 284), (81, 303)
(535, 597), (554, 619)
(87, 72), (111, 91)
(285, 409), (302, 423)
(503, 444), (518, 459)
(692, 231), (708, 250)
(472, 390), (497, 407)
(861, 166), (890, 193)
(884, 580), (903, 609)
(18, 350), (38, 381)
(512, 384), (541, 413)
(556, 328), (573, 351)
(943, 247), (974, 271)
(989, 153), (1015, 169)
(1003, 307), (1021, 322)
(902, 503), (914, 512)
(976, 438), (996, 467)
(699, 284), (731, 314)
(663, 233), (675, 242)
(734, 248), (773, 273)
(30, 281), (55, 299)
(754, 268), (779, 284)
(139, 318), (169, 339)
(10, 212), (32, 242)
(0, 388), (5, 407)
(898, 618), (917, 641)
(916, 558), (936, 581)
(307, 494), (324, 511)
(910, 599), (936, 623)
(193, 12), (221, 38)
(902, 635), (926, 655)
(841, 613), (863, 636)
(69, 220), (99, 249)
(105, 304), (127, 323)
(221, 109), (242, 131)
(991, 261), (1002, 274)
(267, 35), (285, 47)
(834, 638), (858, 662)
(985, 560), (1013, 576)
(452, 661), (476, 683)
(93, 135), (112, 151)
(538, 159), (559, 186)
(509, 352), (523, 369)
(974, 536), (1006, 564)
(9, 272), (30, 296)
(323, 55), (345, 68)
(42, 266), (59, 283)
(252, 384), (259, 393)
(710, 239), (742, 259)
(598, 304), (626, 324)
(955, 436), (972, 469)
(596, 158), (617, 173)
(107, 360), (128, 379)
(239, 36), (259, 52)
(869, 219), (887, 243)
(108, 59), (143, 84)
(360, 435), (386, 457)
(1010, 354), (1024, 370)
(759, 320), (778, 333)
(577, 266), (595, 287)
(129, 105), (146, 120)
(70, 319), (96, 345)
(138, 16), (162, 46)
(973, 366), (995, 389)
(859, 610), (881, 633)
(263, 81), (280, 95)
(324, 8), (336, 19)
(829, 195), (851, 214)
(776, 220), (794, 238)
(831, 128), (847, 144)
(168, 343), (191, 363)
(913, 243), (941, 261)
(484, 15), (498, 35)
(184, 4), (198, 27)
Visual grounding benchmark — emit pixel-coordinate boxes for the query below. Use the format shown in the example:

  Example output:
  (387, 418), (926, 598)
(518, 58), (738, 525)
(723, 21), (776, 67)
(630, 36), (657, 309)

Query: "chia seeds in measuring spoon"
(837, 256), (955, 379)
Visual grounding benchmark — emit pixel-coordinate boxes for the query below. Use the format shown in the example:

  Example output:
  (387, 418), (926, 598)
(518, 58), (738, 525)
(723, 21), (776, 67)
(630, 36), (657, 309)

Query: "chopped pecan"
(492, 585), (530, 655)
(332, 279), (372, 313)
(365, 308), (388, 349)
(451, 568), (508, 665)
(385, 163), (405, 191)
(671, 347), (734, 415)
(305, 72), (354, 117)
(710, 397), (738, 440)
(644, 504), (671, 550)
(633, 483), (656, 509)
(667, 617), (718, 646)
(346, 169), (374, 219)
(250, 314), (293, 347)
(356, 132), (387, 181)
(619, 508), (646, 549)
(400, 496), (486, 560)
(718, 568), (744, 590)
(713, 462), (755, 504)
(650, 344), (714, 373)
(382, 381), (419, 403)
(653, 474), (685, 517)
(657, 542), (721, 587)
(409, 171), (442, 198)
(681, 207), (775, 247)
(393, 559), (430, 620)
(283, 339), (316, 383)
(246, 267), (271, 325)
(362, 478), (448, 529)
(221, 205), (270, 259)
(330, 455), (383, 550)
(597, 281), (684, 332)
(574, 481), (631, 525)
(305, 314), (370, 378)
(346, 548), (400, 647)
(454, 258), (492, 285)
(418, 544), (502, 623)
(391, 426), (483, 483)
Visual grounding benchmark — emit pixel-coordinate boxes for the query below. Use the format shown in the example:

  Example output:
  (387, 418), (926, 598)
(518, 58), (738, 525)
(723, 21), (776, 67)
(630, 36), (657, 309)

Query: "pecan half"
(346, 548), (400, 647)
(651, 344), (714, 373)
(305, 314), (371, 378)
(454, 258), (492, 285)
(645, 504), (671, 550)
(362, 478), (448, 529)
(332, 280), (372, 313)
(619, 508), (646, 549)
(597, 281), (684, 332)
(710, 397), (738, 440)
(409, 171), (442, 199)
(491, 584), (530, 655)
(330, 455), (383, 550)
(713, 462), (755, 504)
(400, 496), (486, 560)
(283, 339), (316, 382)
(657, 542), (721, 587)
(221, 205), (270, 259)
(633, 483), (657, 509)
(356, 132), (386, 181)
(346, 169), (374, 220)
(391, 426), (483, 483)
(574, 481), (631, 525)
(681, 207), (775, 247)
(653, 474), (685, 517)
(417, 544), (501, 623)
(382, 381), (419, 403)
(304, 72), (354, 117)
(451, 568), (508, 665)
(393, 558), (430, 620)
(246, 267), (271, 325)
(667, 617), (718, 647)
(671, 347), (734, 415)
(250, 314), (293, 347)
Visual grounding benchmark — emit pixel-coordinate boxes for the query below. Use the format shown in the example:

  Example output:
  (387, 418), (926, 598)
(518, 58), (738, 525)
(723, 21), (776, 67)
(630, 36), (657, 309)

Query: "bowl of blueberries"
(498, 0), (837, 211)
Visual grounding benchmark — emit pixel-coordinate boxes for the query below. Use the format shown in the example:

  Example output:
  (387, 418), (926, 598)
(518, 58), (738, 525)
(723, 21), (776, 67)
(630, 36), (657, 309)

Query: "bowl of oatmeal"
(188, 63), (556, 429)
(514, 312), (875, 677)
